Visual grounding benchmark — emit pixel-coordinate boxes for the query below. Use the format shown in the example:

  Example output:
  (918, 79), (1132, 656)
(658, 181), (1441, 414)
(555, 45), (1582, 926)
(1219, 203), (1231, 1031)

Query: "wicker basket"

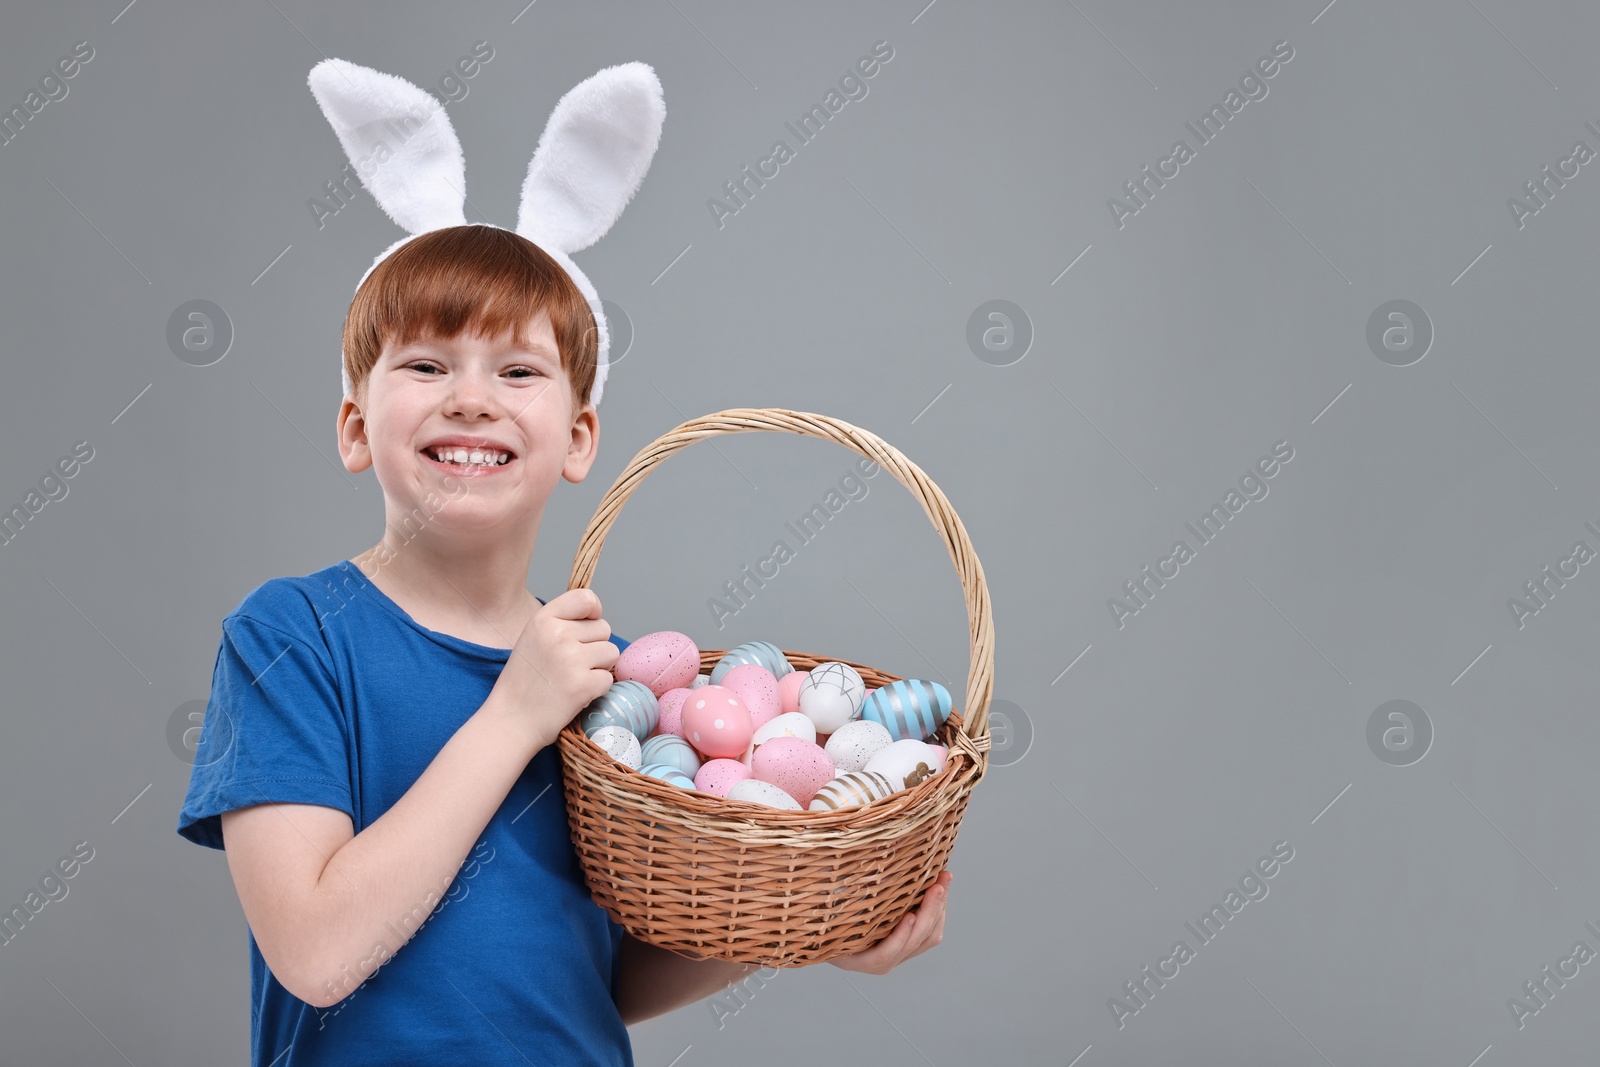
(557, 407), (993, 966)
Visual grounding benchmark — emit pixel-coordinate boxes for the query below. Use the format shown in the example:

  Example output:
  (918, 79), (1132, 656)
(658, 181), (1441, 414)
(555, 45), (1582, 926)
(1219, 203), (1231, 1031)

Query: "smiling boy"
(176, 225), (948, 1066)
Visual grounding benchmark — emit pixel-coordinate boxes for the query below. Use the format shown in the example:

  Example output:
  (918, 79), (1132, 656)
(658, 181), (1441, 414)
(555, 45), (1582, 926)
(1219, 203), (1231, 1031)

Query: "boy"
(177, 225), (950, 1066)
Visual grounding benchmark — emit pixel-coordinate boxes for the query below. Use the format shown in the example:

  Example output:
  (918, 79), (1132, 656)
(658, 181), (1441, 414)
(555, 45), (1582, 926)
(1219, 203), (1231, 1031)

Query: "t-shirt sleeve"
(176, 613), (355, 851)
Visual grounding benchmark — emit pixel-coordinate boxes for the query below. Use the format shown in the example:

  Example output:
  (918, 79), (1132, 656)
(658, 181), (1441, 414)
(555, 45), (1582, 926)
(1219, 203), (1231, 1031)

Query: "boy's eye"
(505, 367), (542, 378)
(405, 361), (442, 374)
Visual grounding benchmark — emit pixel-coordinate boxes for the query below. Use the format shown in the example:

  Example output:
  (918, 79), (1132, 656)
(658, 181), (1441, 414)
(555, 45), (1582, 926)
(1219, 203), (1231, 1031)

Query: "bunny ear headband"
(306, 58), (666, 408)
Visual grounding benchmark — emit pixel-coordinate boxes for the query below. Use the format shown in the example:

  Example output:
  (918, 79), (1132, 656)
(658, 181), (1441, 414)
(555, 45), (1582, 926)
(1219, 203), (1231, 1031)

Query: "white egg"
(797, 662), (866, 733)
(808, 770), (896, 811)
(863, 739), (947, 792)
(727, 778), (803, 810)
(589, 725), (642, 770)
(751, 711), (817, 747)
(824, 720), (894, 773)
(690, 674), (713, 689)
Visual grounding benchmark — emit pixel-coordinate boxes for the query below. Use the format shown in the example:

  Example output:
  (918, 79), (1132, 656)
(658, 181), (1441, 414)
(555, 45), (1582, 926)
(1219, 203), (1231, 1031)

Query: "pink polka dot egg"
(681, 685), (754, 759)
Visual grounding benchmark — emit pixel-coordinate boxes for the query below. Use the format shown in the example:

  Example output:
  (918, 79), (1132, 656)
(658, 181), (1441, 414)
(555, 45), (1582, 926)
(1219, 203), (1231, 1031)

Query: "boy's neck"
(352, 531), (543, 649)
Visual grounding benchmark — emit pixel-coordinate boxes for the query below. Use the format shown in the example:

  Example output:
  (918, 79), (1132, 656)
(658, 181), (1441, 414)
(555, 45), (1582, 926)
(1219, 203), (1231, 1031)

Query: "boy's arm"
(220, 692), (551, 1010)
(613, 934), (755, 1026)
(612, 869), (952, 1025)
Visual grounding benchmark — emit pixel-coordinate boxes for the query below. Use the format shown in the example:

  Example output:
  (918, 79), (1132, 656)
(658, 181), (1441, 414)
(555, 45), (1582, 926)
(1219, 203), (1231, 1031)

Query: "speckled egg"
(615, 631), (701, 697)
(751, 711), (816, 747)
(681, 686), (754, 759)
(863, 738), (948, 792)
(808, 770), (897, 811)
(579, 680), (659, 739)
(751, 736), (836, 807)
(777, 669), (808, 714)
(641, 734), (702, 778)
(653, 688), (693, 738)
(798, 662), (867, 734)
(694, 758), (751, 797)
(726, 777), (803, 810)
(824, 720), (894, 773)
(589, 725), (642, 769)
(711, 641), (793, 683)
(860, 679), (952, 742)
(639, 763), (697, 789)
(721, 664), (781, 731)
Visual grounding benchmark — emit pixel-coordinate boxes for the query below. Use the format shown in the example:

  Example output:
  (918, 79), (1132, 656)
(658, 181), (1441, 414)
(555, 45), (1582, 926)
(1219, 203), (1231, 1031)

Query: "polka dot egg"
(681, 685), (754, 759)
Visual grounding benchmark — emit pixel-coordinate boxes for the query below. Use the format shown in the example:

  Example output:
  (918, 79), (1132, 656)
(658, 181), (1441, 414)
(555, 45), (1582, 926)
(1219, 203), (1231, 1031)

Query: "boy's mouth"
(420, 445), (516, 471)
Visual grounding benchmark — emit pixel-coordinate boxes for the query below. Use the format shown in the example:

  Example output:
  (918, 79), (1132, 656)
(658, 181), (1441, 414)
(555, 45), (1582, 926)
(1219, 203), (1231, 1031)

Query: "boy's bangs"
(343, 226), (597, 410)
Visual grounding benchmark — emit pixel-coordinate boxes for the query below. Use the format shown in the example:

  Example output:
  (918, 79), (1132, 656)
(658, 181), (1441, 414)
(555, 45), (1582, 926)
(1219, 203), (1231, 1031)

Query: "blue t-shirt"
(177, 559), (634, 1067)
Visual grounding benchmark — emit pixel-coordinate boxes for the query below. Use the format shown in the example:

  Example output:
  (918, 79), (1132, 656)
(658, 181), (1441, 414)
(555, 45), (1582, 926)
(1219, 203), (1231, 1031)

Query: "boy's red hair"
(342, 225), (598, 414)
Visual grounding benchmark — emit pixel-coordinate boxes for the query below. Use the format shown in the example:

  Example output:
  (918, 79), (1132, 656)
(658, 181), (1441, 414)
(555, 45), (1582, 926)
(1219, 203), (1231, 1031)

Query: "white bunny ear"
(516, 62), (665, 253)
(308, 58), (468, 234)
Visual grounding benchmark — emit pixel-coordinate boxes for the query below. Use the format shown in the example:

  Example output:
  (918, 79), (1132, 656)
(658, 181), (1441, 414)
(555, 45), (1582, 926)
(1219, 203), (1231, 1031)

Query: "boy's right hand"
(488, 588), (619, 752)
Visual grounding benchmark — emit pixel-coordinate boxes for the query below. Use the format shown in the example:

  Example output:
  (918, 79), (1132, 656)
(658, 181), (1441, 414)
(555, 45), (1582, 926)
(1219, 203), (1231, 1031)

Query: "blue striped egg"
(860, 679), (952, 742)
(710, 641), (793, 683)
(579, 680), (659, 739)
(639, 763), (697, 789)
(641, 734), (702, 778)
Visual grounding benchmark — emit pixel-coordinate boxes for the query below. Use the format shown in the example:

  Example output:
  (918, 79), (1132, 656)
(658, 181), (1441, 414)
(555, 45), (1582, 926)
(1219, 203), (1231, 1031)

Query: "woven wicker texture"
(558, 408), (993, 965)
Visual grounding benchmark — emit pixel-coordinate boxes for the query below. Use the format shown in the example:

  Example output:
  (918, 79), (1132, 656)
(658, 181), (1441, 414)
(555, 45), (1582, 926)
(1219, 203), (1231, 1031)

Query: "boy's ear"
(337, 397), (374, 474)
(562, 405), (600, 484)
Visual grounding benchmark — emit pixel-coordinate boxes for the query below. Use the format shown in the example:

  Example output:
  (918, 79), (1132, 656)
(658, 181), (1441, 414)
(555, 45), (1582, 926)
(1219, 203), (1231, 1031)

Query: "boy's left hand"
(828, 870), (952, 975)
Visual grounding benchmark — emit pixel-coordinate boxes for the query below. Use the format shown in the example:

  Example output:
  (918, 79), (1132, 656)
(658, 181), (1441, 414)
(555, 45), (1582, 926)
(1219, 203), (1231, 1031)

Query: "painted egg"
(641, 734), (702, 778)
(751, 711), (816, 747)
(721, 664), (781, 731)
(653, 688), (693, 738)
(798, 662), (866, 733)
(589, 725), (641, 770)
(690, 674), (713, 689)
(614, 631), (701, 697)
(808, 770), (897, 811)
(863, 738), (948, 792)
(751, 737), (836, 807)
(777, 669), (808, 714)
(711, 641), (793, 683)
(726, 778), (803, 810)
(682, 686), (754, 759)
(639, 763), (697, 789)
(860, 679), (952, 742)
(824, 720), (894, 773)
(694, 758), (751, 797)
(579, 680), (659, 739)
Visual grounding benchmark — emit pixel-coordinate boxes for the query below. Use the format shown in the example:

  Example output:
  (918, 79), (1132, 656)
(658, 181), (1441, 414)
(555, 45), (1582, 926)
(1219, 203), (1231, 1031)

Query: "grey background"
(1, 0), (1595, 1063)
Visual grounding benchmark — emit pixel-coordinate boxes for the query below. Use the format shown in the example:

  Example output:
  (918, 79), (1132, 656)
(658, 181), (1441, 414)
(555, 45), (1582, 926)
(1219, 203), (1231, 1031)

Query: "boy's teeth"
(430, 448), (510, 465)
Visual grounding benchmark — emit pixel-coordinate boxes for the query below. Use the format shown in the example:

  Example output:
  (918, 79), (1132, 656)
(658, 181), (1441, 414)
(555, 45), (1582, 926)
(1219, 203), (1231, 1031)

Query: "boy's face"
(336, 307), (599, 542)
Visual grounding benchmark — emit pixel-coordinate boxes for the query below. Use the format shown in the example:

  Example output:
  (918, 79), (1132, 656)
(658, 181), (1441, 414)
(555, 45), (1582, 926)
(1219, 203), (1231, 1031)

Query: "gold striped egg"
(807, 770), (896, 812)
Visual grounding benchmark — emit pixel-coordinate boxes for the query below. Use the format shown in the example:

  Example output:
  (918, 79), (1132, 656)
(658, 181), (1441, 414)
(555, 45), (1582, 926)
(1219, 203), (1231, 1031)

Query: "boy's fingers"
(545, 588), (603, 620)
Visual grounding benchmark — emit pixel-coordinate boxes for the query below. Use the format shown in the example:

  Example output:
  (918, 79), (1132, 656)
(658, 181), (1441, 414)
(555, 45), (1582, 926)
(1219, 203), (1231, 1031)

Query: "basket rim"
(565, 407), (996, 743)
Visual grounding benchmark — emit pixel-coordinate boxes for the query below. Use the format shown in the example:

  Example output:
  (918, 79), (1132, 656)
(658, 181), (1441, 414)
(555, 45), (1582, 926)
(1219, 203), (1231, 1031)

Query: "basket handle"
(567, 407), (994, 742)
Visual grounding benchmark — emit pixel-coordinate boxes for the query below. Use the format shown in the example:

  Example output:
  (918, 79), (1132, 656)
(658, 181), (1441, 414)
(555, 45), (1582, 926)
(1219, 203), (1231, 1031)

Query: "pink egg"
(653, 688), (693, 738)
(615, 631), (701, 698)
(777, 669), (808, 715)
(721, 664), (781, 730)
(682, 686), (754, 759)
(694, 758), (751, 798)
(751, 736), (836, 808)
